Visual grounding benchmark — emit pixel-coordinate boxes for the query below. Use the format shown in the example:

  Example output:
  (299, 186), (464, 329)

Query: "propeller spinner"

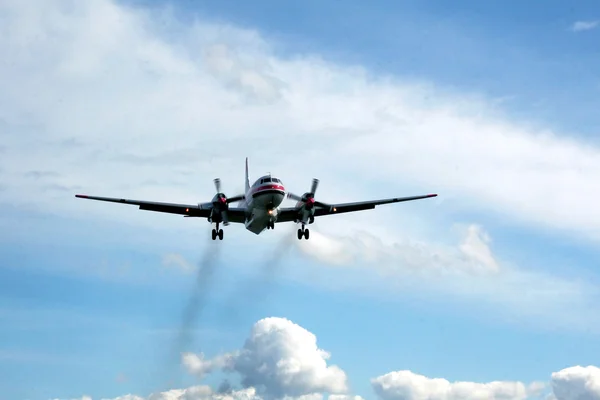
(287, 178), (331, 210)
(211, 178), (244, 226)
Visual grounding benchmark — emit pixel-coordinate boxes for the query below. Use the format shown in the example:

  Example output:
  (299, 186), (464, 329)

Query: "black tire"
(212, 229), (217, 240)
(304, 229), (310, 240)
(297, 229), (303, 240)
(218, 229), (224, 240)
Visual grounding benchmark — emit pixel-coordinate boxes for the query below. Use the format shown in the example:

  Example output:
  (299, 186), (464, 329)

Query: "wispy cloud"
(2, 0), (600, 333)
(162, 252), (195, 273)
(571, 20), (599, 32)
(1, 0), (600, 244)
(293, 224), (600, 332)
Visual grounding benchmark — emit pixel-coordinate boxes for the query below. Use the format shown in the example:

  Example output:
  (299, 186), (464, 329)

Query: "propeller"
(287, 178), (332, 210)
(211, 178), (244, 226)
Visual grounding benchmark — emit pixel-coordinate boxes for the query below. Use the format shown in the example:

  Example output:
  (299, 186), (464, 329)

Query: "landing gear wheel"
(218, 229), (224, 240)
(211, 229), (217, 240)
(297, 225), (310, 240)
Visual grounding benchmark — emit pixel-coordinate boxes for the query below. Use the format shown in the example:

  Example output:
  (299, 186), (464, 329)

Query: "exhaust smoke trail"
(154, 227), (295, 390)
(160, 235), (223, 389)
(223, 227), (296, 321)
(174, 243), (222, 356)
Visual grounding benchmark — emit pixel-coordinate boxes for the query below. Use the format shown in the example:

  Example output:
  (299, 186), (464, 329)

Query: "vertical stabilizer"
(245, 157), (250, 193)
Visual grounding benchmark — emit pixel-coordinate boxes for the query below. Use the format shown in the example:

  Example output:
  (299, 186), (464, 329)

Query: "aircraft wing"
(74, 194), (247, 222)
(276, 193), (437, 222)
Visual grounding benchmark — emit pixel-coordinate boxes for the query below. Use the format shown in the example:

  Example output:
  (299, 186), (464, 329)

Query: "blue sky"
(1, 0), (600, 399)
(130, 0), (600, 134)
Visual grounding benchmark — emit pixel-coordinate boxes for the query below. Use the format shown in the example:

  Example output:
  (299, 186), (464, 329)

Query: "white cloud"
(183, 352), (236, 380)
(183, 317), (348, 399)
(1, 0), (600, 244)
(50, 317), (599, 400)
(571, 21), (599, 32)
(109, 396), (145, 400)
(457, 225), (498, 273)
(328, 396), (365, 400)
(551, 366), (600, 400)
(293, 223), (600, 332)
(110, 386), (256, 400)
(163, 253), (195, 273)
(296, 223), (500, 276)
(0, 0), (597, 334)
(371, 370), (541, 400)
(51, 397), (93, 400)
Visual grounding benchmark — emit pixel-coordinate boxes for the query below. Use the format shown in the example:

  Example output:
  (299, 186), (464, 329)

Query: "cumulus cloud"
(51, 317), (599, 400)
(551, 366), (600, 400)
(102, 386), (256, 400)
(184, 317), (348, 399)
(571, 21), (599, 32)
(371, 370), (543, 400)
(183, 352), (236, 380)
(59, 387), (341, 400)
(53, 397), (93, 400)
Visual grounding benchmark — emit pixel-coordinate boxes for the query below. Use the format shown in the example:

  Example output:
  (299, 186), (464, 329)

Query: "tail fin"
(245, 157), (250, 193)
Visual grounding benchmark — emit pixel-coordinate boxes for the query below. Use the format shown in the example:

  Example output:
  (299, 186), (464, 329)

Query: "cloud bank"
(52, 317), (599, 400)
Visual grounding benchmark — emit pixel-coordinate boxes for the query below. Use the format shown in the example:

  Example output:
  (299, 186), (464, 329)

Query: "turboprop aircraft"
(75, 158), (437, 240)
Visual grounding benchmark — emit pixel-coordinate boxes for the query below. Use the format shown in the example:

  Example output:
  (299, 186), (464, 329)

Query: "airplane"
(75, 158), (437, 240)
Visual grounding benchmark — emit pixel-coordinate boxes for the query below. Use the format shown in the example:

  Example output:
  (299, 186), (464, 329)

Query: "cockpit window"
(272, 178), (279, 183)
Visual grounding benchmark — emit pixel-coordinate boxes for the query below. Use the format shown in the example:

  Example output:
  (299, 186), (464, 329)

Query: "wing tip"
(75, 194), (88, 198)
(428, 193), (438, 197)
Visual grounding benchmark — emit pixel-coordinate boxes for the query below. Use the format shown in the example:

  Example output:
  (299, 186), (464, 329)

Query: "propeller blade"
(227, 194), (245, 204)
(222, 210), (229, 226)
(287, 192), (304, 201)
(310, 178), (319, 195)
(314, 200), (333, 210)
(214, 178), (221, 193)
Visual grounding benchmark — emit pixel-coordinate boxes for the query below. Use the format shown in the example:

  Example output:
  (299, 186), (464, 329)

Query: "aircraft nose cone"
(219, 197), (227, 204)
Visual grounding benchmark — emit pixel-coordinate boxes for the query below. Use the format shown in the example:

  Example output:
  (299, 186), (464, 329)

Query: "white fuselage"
(243, 175), (286, 234)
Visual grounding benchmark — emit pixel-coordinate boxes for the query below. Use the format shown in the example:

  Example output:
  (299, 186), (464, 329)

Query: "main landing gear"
(212, 222), (224, 240)
(266, 221), (275, 230)
(297, 224), (309, 240)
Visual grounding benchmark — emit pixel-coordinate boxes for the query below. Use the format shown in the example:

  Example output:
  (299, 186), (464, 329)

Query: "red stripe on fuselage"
(251, 184), (285, 195)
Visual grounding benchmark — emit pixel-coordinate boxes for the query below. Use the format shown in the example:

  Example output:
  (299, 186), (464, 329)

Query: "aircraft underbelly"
(245, 212), (269, 235)
(245, 191), (284, 235)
